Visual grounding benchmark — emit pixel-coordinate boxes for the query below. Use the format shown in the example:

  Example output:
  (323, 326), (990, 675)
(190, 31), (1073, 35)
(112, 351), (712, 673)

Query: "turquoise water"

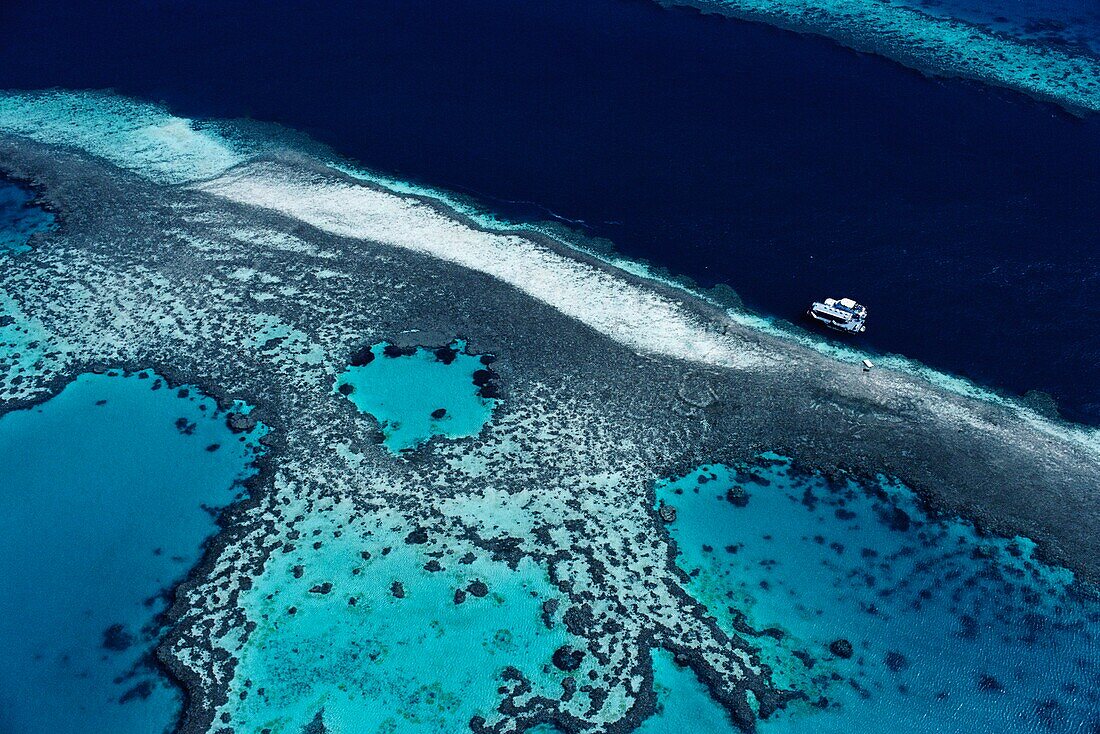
(0, 371), (264, 734)
(636, 650), (741, 733)
(0, 178), (55, 254)
(217, 507), (580, 733)
(654, 458), (1100, 733)
(335, 340), (497, 453)
(492, 649), (743, 734)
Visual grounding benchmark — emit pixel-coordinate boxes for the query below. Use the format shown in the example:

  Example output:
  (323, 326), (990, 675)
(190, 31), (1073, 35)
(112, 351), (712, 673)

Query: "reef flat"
(661, 0), (1100, 112)
(1, 91), (1098, 732)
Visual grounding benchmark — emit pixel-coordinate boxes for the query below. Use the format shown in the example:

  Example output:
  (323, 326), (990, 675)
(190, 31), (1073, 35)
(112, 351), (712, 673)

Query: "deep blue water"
(1, 0), (1098, 422)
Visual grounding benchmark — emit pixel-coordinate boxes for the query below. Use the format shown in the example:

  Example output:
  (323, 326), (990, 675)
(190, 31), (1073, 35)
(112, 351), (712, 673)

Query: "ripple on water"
(335, 339), (498, 453)
(0, 370), (264, 734)
(653, 456), (1100, 733)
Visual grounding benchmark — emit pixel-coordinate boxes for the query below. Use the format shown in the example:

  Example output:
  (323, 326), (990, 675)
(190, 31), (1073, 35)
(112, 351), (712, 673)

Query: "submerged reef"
(660, 0), (1100, 112)
(1, 91), (1098, 733)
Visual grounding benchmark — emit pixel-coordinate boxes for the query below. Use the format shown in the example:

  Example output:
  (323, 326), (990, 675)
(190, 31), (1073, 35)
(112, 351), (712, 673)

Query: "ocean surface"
(0, 371), (264, 734)
(1, 1), (1099, 732)
(1, 0), (1099, 422)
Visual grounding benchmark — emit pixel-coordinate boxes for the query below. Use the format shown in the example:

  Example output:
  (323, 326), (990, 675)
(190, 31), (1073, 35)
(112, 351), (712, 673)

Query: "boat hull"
(807, 310), (866, 333)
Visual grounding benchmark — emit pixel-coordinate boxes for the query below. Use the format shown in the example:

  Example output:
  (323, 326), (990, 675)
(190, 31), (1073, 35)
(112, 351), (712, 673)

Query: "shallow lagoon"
(217, 504), (581, 733)
(636, 649), (740, 733)
(0, 178), (54, 254)
(655, 458), (1100, 733)
(0, 371), (263, 734)
(335, 340), (497, 453)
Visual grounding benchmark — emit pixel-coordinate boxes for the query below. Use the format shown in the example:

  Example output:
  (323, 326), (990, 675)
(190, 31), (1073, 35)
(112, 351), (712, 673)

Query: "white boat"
(808, 297), (867, 333)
